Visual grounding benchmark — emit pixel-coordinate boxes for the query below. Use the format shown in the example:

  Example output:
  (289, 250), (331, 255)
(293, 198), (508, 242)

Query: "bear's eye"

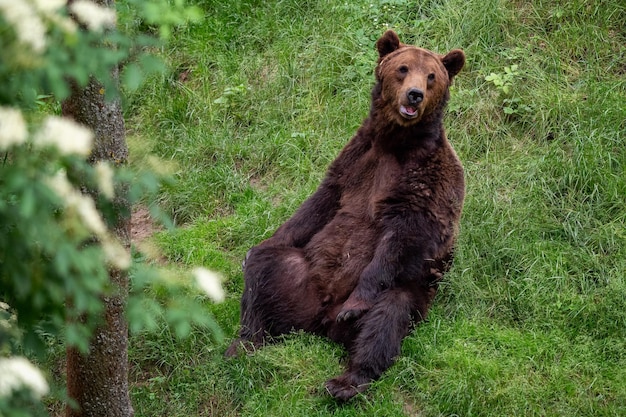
(428, 73), (436, 81)
(398, 65), (409, 74)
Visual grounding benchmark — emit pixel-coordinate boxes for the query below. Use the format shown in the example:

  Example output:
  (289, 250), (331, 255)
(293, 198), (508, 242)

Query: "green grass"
(123, 0), (626, 415)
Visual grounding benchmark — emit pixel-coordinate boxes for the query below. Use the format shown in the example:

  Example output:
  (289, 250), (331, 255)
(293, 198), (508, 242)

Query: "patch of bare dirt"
(131, 205), (160, 244)
(130, 205), (169, 264)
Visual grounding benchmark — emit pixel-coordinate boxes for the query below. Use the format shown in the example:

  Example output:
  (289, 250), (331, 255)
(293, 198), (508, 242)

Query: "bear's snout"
(407, 88), (424, 105)
(399, 87), (424, 119)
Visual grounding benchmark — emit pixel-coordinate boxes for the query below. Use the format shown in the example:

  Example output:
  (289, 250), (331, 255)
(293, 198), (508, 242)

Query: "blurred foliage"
(0, 1), (217, 415)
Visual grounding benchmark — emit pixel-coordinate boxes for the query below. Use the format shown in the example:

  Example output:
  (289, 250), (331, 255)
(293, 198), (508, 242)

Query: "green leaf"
(66, 323), (90, 353)
(138, 54), (166, 76)
(19, 186), (36, 218)
(122, 63), (143, 92)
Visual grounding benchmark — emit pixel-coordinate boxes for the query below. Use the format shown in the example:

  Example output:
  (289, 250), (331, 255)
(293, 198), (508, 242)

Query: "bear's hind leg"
(226, 245), (317, 357)
(325, 289), (414, 401)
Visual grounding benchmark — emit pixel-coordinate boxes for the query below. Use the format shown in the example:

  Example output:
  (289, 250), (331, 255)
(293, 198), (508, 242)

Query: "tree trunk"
(62, 9), (133, 415)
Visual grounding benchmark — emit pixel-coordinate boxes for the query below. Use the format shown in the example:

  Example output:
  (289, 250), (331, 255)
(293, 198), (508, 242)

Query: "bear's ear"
(376, 30), (401, 61)
(442, 49), (465, 81)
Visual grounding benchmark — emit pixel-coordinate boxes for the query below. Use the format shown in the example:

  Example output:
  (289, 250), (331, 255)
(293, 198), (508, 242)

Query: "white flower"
(47, 11), (78, 34)
(0, 301), (14, 331)
(52, 15), (78, 33)
(46, 170), (130, 270)
(0, 107), (27, 150)
(102, 238), (131, 270)
(46, 170), (107, 238)
(0, 357), (49, 399)
(95, 161), (115, 199)
(69, 0), (116, 32)
(0, 0), (46, 53)
(31, 0), (66, 14)
(46, 169), (74, 202)
(193, 268), (225, 303)
(34, 116), (93, 156)
(75, 194), (107, 237)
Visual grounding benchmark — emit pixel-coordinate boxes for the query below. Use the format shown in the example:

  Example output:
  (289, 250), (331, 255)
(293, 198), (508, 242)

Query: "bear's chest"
(339, 151), (402, 219)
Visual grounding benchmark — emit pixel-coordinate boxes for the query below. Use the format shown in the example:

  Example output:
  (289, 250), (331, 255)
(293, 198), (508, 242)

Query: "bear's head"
(374, 30), (465, 126)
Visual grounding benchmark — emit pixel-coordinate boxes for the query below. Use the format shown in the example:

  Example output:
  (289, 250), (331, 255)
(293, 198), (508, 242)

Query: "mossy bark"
(62, 1), (132, 414)
(62, 76), (132, 417)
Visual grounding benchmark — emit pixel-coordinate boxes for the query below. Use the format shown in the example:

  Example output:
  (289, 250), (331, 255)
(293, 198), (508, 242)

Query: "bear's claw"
(325, 374), (370, 401)
(336, 297), (372, 322)
(336, 307), (367, 322)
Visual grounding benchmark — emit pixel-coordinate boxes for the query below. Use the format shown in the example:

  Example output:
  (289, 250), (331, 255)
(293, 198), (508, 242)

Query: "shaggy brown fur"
(225, 30), (466, 401)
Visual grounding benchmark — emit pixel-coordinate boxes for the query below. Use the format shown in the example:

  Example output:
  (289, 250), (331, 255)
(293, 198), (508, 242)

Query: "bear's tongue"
(401, 105), (417, 116)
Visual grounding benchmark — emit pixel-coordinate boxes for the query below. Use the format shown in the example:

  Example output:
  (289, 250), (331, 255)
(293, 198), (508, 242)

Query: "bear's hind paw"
(325, 374), (370, 401)
(224, 337), (262, 358)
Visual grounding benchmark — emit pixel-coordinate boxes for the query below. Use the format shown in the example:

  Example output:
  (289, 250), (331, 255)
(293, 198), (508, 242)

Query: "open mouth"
(400, 105), (419, 119)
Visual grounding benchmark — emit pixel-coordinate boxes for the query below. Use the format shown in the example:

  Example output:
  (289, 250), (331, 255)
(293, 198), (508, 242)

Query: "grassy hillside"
(123, 0), (626, 415)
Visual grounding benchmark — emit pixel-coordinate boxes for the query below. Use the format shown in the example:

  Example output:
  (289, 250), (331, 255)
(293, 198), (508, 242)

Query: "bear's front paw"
(336, 306), (367, 322)
(336, 298), (371, 322)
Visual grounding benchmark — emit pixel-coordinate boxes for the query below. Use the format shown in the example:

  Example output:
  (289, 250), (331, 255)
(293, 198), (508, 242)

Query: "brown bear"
(225, 30), (466, 401)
